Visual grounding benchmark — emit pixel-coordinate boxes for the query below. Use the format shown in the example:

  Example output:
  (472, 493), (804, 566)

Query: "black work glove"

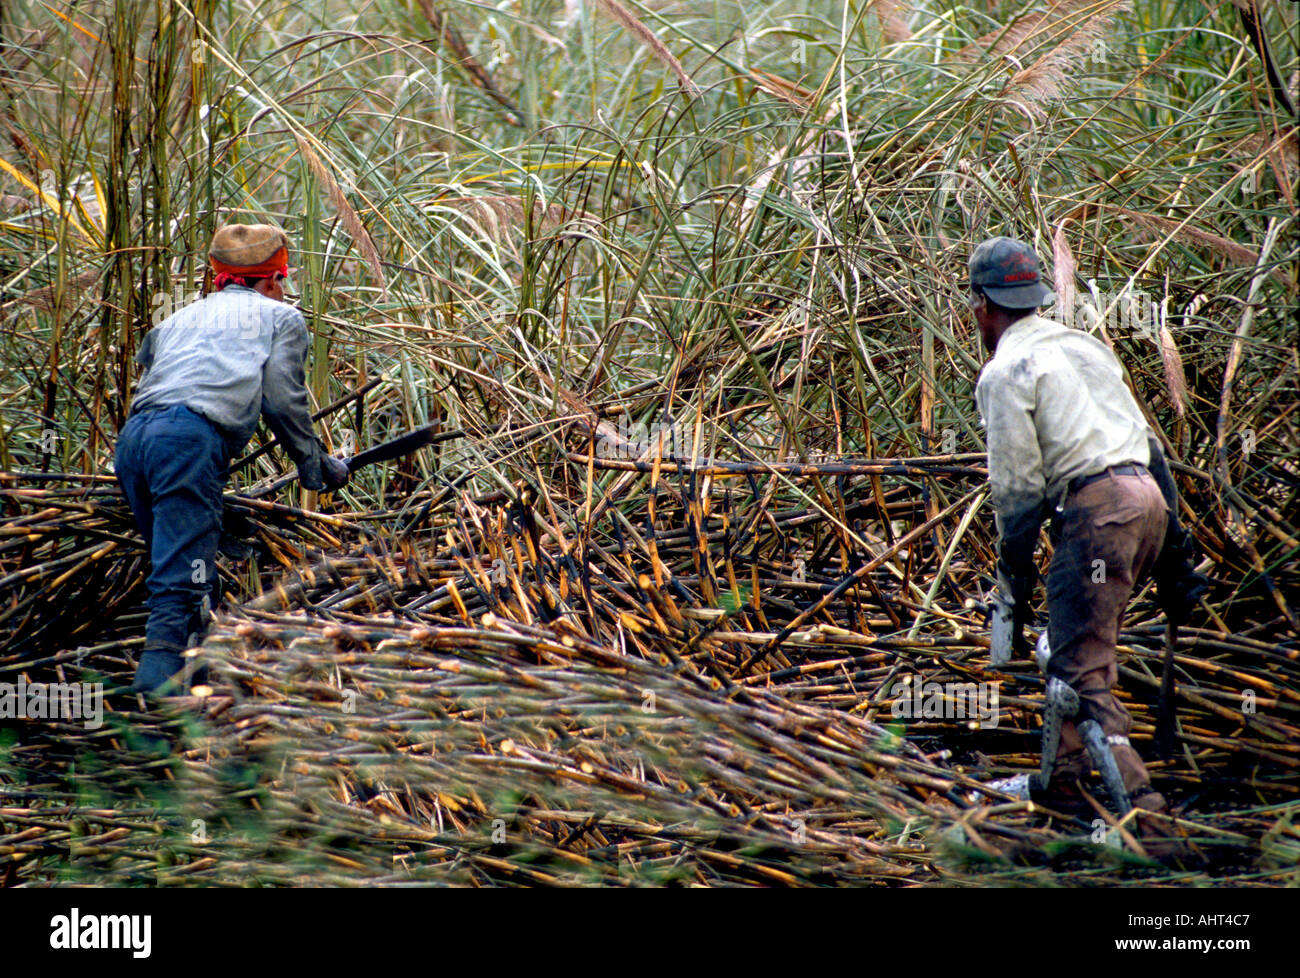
(320, 454), (350, 492)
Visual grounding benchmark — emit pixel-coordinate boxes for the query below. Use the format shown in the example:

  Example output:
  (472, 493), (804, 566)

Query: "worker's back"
(976, 313), (1150, 511)
(130, 284), (308, 450)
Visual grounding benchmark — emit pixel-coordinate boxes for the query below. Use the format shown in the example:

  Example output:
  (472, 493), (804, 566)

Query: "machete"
(345, 424), (462, 469)
(239, 424), (464, 498)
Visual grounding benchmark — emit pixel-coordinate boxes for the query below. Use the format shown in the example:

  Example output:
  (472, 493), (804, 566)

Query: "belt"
(130, 402), (202, 422)
(126, 404), (236, 459)
(1066, 462), (1148, 498)
(128, 402), (184, 418)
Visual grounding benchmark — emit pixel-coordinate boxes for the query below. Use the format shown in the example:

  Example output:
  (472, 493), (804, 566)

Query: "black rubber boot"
(131, 649), (185, 695)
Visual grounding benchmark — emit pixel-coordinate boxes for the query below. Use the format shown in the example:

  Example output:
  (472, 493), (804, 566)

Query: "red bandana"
(211, 246), (289, 289)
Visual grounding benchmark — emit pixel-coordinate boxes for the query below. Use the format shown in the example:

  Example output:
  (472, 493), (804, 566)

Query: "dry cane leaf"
(1051, 219), (1076, 316)
(10, 268), (100, 314)
(294, 134), (388, 298)
(590, 0), (701, 98)
(1117, 206), (1293, 288)
(873, 0), (913, 45)
(1158, 322), (1188, 419)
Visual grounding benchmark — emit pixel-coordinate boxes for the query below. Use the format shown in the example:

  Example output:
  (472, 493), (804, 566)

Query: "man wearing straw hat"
(115, 223), (349, 696)
(968, 236), (1203, 830)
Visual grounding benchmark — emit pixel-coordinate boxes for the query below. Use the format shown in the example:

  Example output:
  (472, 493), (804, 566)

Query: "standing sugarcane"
(967, 236), (1200, 852)
(114, 224), (349, 695)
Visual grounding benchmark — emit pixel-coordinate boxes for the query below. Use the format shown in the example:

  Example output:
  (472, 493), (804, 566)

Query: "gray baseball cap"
(969, 236), (1054, 309)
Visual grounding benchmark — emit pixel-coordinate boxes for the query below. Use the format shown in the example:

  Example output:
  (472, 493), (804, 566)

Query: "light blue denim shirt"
(129, 285), (326, 489)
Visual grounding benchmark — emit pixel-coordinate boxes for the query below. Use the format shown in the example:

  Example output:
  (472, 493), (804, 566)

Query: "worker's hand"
(320, 455), (350, 492)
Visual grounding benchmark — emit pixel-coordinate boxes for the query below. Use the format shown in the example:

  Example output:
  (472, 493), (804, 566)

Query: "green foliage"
(1, 1), (1293, 505)
(0, 0), (1295, 886)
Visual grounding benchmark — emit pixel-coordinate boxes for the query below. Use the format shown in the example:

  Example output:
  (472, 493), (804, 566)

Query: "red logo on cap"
(997, 252), (1037, 283)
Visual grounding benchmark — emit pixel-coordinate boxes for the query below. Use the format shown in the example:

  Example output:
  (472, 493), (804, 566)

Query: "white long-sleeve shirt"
(974, 314), (1151, 540)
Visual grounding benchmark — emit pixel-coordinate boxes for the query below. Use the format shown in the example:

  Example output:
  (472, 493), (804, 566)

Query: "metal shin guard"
(1030, 632), (1135, 813)
(1029, 676), (1079, 794)
(1080, 721), (1133, 814)
(1035, 631), (1053, 674)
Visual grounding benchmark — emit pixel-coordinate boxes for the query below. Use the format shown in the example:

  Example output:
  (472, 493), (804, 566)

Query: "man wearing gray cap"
(968, 235), (1201, 830)
(116, 223), (349, 695)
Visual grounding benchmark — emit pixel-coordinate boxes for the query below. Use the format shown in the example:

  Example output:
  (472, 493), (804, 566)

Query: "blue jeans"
(115, 405), (229, 654)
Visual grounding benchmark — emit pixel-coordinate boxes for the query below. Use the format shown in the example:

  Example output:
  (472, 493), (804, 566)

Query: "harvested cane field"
(0, 0), (1297, 887)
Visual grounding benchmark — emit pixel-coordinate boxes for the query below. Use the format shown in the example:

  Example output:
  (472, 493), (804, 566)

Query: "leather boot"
(1130, 790), (1195, 862)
